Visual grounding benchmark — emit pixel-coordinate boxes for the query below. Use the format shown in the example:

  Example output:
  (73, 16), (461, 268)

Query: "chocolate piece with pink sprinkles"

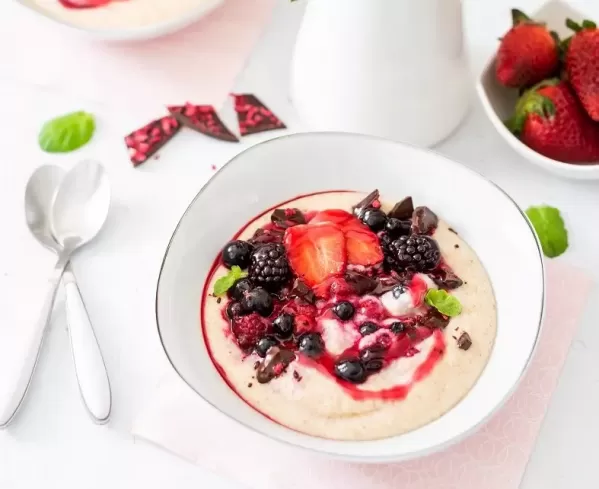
(168, 103), (239, 142)
(232, 93), (286, 136)
(124, 116), (181, 167)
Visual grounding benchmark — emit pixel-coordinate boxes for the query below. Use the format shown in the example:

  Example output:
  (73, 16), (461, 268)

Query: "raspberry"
(231, 313), (270, 351)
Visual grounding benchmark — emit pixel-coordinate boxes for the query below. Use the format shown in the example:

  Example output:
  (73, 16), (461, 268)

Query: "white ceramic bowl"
(476, 0), (599, 180)
(16, 0), (223, 41)
(156, 132), (545, 462)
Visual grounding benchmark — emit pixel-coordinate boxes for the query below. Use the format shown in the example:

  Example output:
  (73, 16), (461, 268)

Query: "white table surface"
(1, 0), (599, 488)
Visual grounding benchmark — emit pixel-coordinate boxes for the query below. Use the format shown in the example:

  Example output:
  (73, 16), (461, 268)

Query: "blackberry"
(249, 243), (290, 290)
(222, 240), (253, 269)
(379, 231), (399, 271)
(388, 234), (440, 272)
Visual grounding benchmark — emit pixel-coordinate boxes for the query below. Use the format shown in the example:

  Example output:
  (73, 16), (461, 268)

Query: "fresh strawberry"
(496, 9), (560, 88)
(345, 228), (384, 266)
(313, 276), (355, 299)
(565, 19), (599, 121)
(311, 209), (383, 266)
(506, 79), (599, 163)
(231, 313), (270, 351)
(310, 209), (355, 227)
(284, 223), (347, 287)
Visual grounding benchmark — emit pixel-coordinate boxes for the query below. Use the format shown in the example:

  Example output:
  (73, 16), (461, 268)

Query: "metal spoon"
(0, 162), (111, 428)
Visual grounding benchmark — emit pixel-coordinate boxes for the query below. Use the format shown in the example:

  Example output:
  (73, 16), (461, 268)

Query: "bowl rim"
(155, 131), (546, 462)
(14, 0), (224, 42)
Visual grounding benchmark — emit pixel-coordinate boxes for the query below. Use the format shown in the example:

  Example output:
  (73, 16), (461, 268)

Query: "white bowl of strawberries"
(476, 0), (599, 180)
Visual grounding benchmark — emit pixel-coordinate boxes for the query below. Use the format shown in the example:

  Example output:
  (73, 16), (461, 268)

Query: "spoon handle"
(63, 266), (111, 424)
(0, 256), (68, 429)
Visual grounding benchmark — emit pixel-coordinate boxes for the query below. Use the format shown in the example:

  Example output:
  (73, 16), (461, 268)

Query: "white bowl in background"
(476, 0), (599, 180)
(156, 132), (545, 462)
(15, 0), (224, 42)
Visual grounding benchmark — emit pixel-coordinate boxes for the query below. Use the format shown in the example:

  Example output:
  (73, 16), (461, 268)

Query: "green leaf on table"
(525, 205), (568, 258)
(425, 289), (462, 317)
(213, 266), (248, 296)
(38, 111), (95, 153)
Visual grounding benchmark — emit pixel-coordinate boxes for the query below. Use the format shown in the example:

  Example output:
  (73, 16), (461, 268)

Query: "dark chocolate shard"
(168, 103), (239, 142)
(125, 116), (181, 167)
(248, 227), (285, 246)
(457, 332), (472, 350)
(271, 208), (306, 228)
(256, 347), (296, 384)
(388, 196), (414, 220)
(290, 279), (316, 304)
(426, 310), (450, 330)
(352, 189), (380, 217)
(432, 268), (464, 291)
(372, 272), (411, 295)
(412, 206), (439, 234)
(232, 94), (286, 136)
(344, 271), (379, 295)
(448, 227), (458, 235)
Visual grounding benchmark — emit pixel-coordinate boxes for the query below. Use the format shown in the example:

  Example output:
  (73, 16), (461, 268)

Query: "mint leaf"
(38, 111), (95, 153)
(425, 289), (462, 317)
(525, 205), (568, 258)
(213, 266), (247, 296)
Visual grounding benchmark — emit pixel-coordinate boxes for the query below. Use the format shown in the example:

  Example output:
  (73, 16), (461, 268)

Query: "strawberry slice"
(310, 209), (355, 227)
(284, 223), (346, 287)
(345, 228), (383, 266)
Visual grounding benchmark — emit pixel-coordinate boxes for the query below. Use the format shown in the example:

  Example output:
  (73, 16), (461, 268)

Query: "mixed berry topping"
(212, 190), (469, 393)
(249, 243), (290, 290)
(222, 240), (253, 269)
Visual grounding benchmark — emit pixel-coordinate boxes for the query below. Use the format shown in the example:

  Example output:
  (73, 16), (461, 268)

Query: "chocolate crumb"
(457, 332), (472, 350)
(247, 383), (253, 388)
(448, 227), (458, 235)
(293, 370), (303, 382)
(454, 244), (459, 249)
(253, 361), (260, 370)
(452, 336), (457, 340)
(454, 327), (459, 331)
(291, 279), (316, 304)
(216, 297), (222, 304)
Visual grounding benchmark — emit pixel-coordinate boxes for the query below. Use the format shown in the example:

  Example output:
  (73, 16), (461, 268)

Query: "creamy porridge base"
(202, 191), (497, 441)
(24, 0), (220, 30)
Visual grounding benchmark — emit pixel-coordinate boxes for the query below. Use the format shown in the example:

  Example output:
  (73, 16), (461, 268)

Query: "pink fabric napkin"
(132, 261), (592, 489)
(2, 0), (276, 110)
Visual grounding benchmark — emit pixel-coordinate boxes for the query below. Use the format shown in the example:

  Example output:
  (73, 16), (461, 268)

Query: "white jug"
(290, 0), (470, 147)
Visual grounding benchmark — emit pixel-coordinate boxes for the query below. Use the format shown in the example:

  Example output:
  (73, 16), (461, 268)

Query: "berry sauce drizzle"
(201, 190), (449, 406)
(59, 0), (115, 9)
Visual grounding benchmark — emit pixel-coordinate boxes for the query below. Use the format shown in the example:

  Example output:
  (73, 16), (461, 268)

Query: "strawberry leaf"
(511, 8), (530, 25)
(525, 205), (568, 258)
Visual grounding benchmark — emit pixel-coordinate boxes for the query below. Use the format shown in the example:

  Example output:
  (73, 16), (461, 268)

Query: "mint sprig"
(525, 205), (568, 258)
(38, 111), (95, 153)
(425, 289), (462, 317)
(213, 266), (248, 296)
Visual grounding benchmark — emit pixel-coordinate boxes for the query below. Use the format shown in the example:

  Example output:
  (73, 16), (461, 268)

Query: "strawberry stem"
(511, 8), (530, 26)
(566, 18), (582, 33)
(505, 79), (559, 135)
(582, 19), (597, 29)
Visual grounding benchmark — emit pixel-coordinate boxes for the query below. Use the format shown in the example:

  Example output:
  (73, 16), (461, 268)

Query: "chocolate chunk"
(293, 370), (302, 382)
(388, 196), (414, 220)
(352, 189), (380, 217)
(454, 244), (459, 249)
(372, 272), (410, 295)
(168, 104), (239, 142)
(426, 310), (450, 329)
(432, 268), (464, 290)
(256, 347), (296, 384)
(290, 279), (316, 304)
(248, 227), (285, 245)
(247, 382), (253, 388)
(271, 208), (306, 228)
(448, 227), (458, 235)
(412, 206), (439, 234)
(457, 332), (472, 350)
(232, 94), (286, 136)
(125, 116), (182, 167)
(344, 271), (379, 295)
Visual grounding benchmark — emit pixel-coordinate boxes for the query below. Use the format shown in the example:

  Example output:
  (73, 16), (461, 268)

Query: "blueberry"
(273, 313), (295, 340)
(333, 301), (355, 321)
(334, 359), (367, 384)
(360, 345), (386, 363)
(228, 278), (253, 301)
(226, 301), (245, 319)
(390, 321), (406, 334)
(359, 322), (379, 336)
(298, 333), (324, 358)
(255, 336), (278, 358)
(222, 240), (253, 269)
(364, 359), (384, 372)
(241, 287), (273, 317)
(392, 285), (407, 299)
(361, 209), (387, 232)
(385, 218), (412, 237)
